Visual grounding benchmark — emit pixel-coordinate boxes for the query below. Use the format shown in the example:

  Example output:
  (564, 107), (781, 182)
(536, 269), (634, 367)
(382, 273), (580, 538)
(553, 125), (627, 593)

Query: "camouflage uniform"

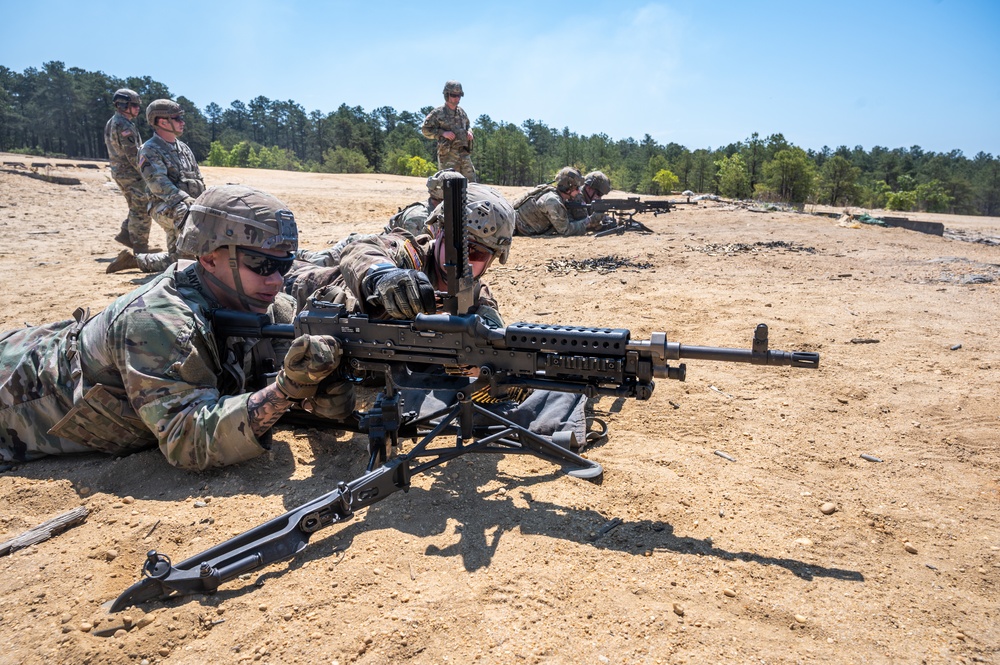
(136, 134), (205, 272)
(513, 185), (591, 236)
(284, 231), (503, 327)
(0, 263), (295, 470)
(421, 105), (476, 182)
(104, 111), (152, 250)
(384, 201), (432, 237)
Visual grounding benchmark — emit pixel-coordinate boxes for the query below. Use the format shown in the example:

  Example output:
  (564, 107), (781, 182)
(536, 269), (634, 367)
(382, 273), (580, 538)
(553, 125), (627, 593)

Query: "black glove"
(363, 265), (436, 319)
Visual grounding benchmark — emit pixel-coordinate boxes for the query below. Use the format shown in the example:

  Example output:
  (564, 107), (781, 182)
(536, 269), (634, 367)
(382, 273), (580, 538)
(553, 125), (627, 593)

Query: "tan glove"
(276, 334), (342, 400)
(172, 197), (196, 228)
(586, 212), (608, 232)
(302, 377), (356, 420)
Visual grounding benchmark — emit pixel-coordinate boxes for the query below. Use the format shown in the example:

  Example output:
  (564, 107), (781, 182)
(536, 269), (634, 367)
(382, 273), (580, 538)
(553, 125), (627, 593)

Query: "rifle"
(568, 196), (697, 237)
(108, 178), (819, 612)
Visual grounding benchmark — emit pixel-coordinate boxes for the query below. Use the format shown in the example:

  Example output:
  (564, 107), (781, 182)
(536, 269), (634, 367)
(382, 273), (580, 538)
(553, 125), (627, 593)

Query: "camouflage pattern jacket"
(384, 201), (432, 237)
(284, 231), (502, 327)
(139, 134), (205, 210)
(0, 263), (294, 470)
(421, 105), (472, 153)
(104, 112), (143, 179)
(513, 187), (590, 236)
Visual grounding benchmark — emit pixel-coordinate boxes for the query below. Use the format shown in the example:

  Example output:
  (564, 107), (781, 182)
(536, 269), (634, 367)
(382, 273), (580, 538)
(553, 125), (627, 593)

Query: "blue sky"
(2, 0), (998, 156)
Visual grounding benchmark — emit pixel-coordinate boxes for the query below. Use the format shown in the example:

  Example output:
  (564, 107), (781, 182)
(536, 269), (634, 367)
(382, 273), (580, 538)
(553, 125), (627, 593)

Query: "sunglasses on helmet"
(238, 247), (295, 276)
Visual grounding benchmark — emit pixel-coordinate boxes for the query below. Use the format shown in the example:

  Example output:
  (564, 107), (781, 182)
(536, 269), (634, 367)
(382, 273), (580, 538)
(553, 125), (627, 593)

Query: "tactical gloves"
(302, 377), (356, 420)
(363, 265), (437, 319)
(173, 197), (197, 228)
(276, 334), (342, 400)
(586, 212), (608, 232)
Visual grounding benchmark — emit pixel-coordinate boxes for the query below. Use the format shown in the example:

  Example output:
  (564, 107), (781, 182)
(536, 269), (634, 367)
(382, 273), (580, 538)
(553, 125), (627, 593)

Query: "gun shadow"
(247, 448), (863, 596)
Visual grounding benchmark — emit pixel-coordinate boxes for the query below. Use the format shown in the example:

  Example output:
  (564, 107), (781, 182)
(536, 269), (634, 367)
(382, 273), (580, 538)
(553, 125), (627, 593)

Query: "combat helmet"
(426, 168), (463, 202)
(179, 185), (298, 311)
(145, 99), (183, 126)
(179, 185), (298, 257)
(112, 88), (140, 110)
(465, 186), (514, 265)
(428, 184), (514, 268)
(554, 166), (584, 193)
(584, 171), (612, 196)
(443, 81), (464, 99)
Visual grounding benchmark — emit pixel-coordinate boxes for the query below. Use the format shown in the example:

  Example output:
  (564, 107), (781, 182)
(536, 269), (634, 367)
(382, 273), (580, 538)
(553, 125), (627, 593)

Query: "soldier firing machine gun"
(568, 195), (698, 237)
(109, 178), (818, 612)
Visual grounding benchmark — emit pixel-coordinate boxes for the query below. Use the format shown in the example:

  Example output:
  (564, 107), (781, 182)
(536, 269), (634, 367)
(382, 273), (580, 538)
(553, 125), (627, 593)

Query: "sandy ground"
(0, 155), (998, 665)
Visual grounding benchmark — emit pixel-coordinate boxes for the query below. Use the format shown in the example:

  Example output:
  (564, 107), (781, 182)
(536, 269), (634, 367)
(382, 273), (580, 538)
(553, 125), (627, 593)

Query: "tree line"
(2, 61), (998, 216)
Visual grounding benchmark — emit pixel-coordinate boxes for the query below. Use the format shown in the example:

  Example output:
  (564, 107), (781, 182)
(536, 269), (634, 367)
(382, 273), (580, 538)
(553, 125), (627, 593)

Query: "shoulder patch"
(121, 130), (132, 137)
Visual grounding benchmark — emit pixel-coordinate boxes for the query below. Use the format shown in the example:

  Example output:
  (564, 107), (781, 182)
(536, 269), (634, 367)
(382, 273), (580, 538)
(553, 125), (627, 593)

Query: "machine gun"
(568, 196), (697, 237)
(108, 178), (819, 612)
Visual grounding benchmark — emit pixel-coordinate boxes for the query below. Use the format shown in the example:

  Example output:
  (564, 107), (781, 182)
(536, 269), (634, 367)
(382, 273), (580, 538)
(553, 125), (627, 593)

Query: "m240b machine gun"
(570, 196), (697, 237)
(109, 178), (818, 612)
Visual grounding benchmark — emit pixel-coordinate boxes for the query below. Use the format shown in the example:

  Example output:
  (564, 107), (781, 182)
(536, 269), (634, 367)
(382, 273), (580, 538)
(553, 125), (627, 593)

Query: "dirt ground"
(0, 155), (998, 665)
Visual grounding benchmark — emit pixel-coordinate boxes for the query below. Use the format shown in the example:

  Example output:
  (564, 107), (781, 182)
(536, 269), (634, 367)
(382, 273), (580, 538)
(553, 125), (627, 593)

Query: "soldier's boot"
(106, 249), (139, 274)
(113, 220), (133, 249)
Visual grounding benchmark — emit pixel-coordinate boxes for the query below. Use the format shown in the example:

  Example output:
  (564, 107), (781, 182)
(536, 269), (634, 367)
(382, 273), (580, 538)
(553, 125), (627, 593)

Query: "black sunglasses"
(169, 115), (185, 121)
(238, 247), (295, 276)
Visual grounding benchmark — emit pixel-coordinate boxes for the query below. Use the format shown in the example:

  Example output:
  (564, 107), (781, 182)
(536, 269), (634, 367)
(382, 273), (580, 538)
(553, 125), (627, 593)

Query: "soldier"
(104, 88), (152, 252)
(581, 171), (612, 204)
(282, 185), (514, 420)
(107, 99), (206, 274)
(286, 184), (513, 325)
(421, 81), (476, 182)
(513, 167), (604, 236)
(285, 182), (585, 440)
(0, 185), (342, 471)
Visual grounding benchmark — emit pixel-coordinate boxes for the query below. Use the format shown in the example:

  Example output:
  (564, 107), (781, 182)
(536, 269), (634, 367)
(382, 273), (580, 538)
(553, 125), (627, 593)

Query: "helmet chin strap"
(197, 247), (272, 311)
(156, 119), (183, 138)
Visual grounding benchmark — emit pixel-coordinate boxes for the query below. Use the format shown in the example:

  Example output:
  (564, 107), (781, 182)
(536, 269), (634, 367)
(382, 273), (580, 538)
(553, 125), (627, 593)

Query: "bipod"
(109, 375), (600, 612)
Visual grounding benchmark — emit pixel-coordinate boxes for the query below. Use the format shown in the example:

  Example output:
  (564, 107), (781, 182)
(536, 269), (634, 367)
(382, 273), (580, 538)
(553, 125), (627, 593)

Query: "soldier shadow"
(0, 431), (318, 505)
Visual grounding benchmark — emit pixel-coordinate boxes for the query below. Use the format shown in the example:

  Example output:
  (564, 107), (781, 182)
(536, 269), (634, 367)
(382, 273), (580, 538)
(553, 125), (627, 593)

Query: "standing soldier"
(104, 88), (151, 253)
(107, 99), (206, 274)
(421, 81), (476, 182)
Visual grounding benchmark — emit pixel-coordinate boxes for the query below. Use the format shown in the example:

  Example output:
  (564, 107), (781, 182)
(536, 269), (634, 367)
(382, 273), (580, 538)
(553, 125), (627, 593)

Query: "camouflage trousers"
(0, 320), (92, 462)
(438, 147), (477, 182)
(112, 171), (152, 252)
(134, 204), (184, 273)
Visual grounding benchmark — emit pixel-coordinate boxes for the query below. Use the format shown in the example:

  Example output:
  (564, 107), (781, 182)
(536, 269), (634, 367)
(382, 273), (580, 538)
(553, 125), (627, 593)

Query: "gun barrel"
(676, 345), (820, 368)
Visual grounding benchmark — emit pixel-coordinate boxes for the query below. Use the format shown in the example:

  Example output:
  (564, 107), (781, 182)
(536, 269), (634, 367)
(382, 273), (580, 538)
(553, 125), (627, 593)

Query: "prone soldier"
(282, 185), (516, 420)
(513, 167), (604, 236)
(0, 185), (341, 470)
